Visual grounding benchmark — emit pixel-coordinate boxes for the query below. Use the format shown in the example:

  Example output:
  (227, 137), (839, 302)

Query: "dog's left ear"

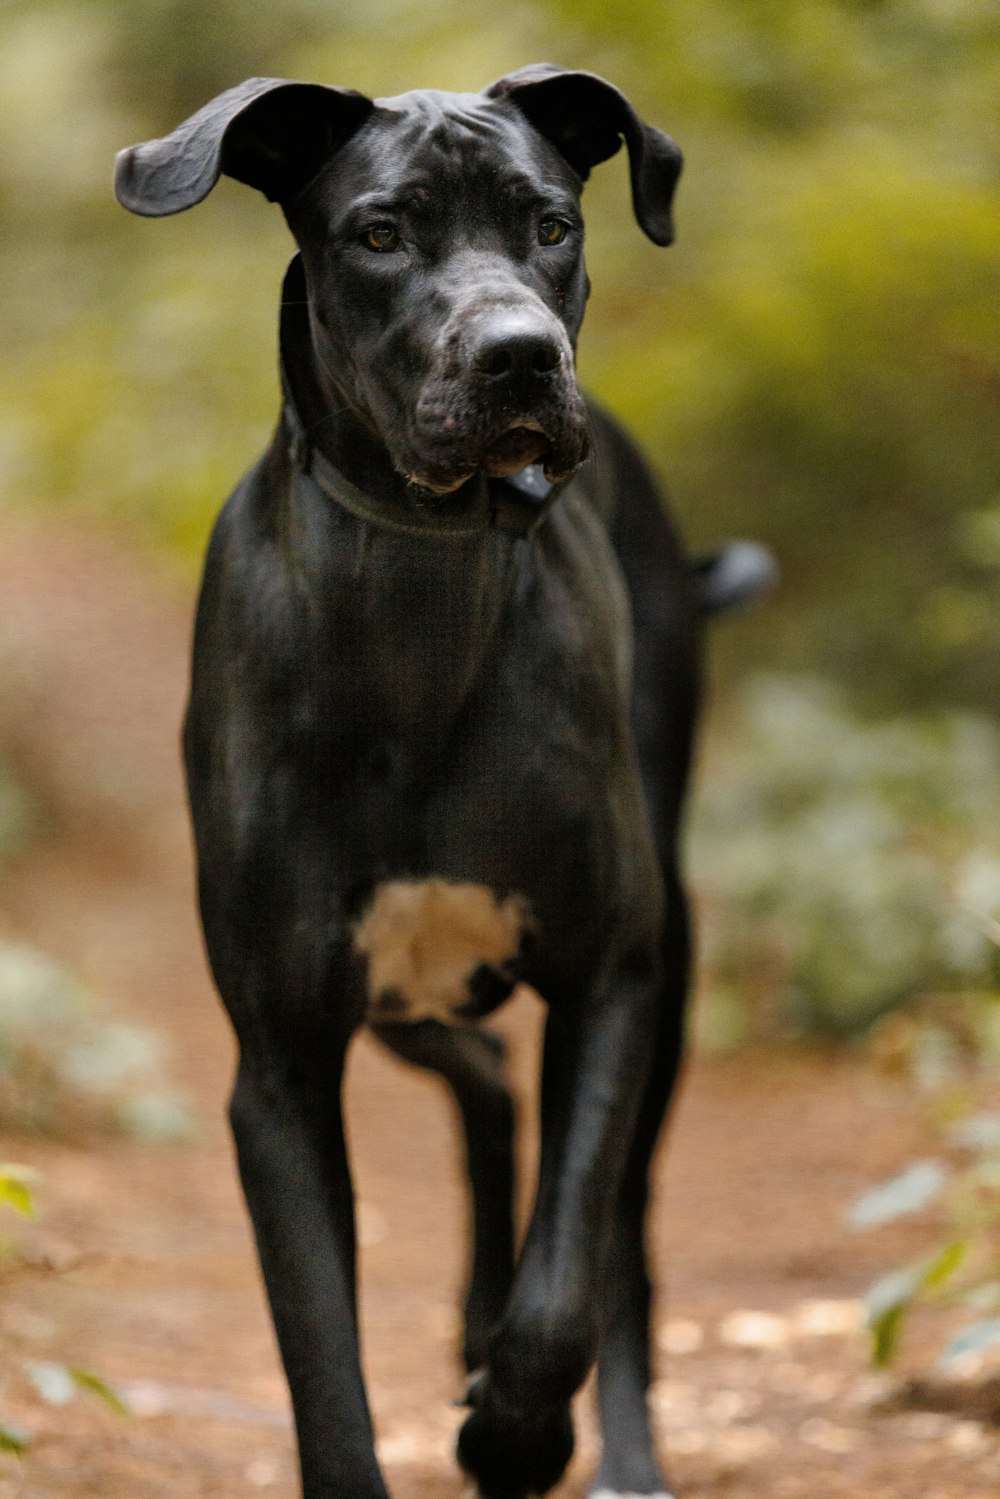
(486, 64), (682, 246)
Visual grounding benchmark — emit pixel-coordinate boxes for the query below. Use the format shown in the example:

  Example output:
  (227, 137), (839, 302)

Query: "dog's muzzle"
(404, 312), (589, 493)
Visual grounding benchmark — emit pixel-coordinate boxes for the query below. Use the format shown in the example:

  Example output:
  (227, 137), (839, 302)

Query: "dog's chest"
(292, 491), (633, 764)
(288, 496), (654, 1018)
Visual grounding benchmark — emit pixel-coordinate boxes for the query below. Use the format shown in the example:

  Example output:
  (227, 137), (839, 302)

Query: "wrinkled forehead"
(335, 88), (580, 199)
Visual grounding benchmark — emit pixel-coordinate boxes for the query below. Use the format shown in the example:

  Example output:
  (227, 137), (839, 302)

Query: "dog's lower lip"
(406, 424), (553, 490)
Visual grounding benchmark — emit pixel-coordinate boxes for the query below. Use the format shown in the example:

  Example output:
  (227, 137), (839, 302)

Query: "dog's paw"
(456, 1377), (574, 1499)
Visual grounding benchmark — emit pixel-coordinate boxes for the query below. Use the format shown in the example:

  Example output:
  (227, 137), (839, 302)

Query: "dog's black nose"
(473, 326), (563, 379)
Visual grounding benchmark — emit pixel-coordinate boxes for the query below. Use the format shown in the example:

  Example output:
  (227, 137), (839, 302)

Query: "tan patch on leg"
(353, 878), (530, 1022)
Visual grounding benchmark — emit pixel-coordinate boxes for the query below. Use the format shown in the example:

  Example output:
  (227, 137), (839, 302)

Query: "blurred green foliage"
(0, 0), (996, 710)
(0, 747), (190, 1138)
(0, 1169), (130, 1449)
(0, 940), (192, 1140)
(848, 987), (1000, 1376)
(691, 675), (1000, 1037)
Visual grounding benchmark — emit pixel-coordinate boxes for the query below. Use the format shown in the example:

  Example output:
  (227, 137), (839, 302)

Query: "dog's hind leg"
(590, 412), (700, 1497)
(591, 872), (689, 1499)
(370, 1020), (517, 1373)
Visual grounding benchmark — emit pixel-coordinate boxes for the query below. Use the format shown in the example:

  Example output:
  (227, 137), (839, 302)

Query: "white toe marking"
(590, 1491), (677, 1499)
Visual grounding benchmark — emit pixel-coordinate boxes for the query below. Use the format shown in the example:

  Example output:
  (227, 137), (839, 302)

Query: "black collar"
(278, 255), (574, 541)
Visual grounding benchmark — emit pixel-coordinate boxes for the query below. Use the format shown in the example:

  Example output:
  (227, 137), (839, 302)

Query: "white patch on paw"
(354, 877), (530, 1022)
(590, 1491), (677, 1499)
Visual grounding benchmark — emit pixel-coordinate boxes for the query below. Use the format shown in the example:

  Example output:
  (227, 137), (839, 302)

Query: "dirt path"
(0, 519), (996, 1498)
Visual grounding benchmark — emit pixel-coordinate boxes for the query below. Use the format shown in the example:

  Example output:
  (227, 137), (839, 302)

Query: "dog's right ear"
(486, 64), (682, 246)
(114, 77), (374, 217)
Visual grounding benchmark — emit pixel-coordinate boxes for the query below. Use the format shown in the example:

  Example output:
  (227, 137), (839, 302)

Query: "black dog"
(115, 64), (767, 1499)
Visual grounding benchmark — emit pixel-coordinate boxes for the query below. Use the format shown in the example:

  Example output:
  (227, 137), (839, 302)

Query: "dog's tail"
(692, 541), (778, 617)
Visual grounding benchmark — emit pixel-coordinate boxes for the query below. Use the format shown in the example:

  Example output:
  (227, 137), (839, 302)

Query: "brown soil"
(0, 518), (996, 1498)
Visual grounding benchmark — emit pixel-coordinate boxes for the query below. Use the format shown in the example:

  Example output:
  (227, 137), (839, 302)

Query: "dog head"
(116, 66), (682, 495)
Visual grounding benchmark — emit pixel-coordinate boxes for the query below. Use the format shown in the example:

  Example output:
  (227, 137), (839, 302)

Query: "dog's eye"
(537, 218), (569, 247)
(363, 224), (402, 253)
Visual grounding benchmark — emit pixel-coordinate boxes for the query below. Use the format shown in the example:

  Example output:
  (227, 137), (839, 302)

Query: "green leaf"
(0, 1422), (32, 1453)
(922, 1239), (967, 1292)
(866, 1265), (922, 1323)
(866, 1265), (920, 1365)
(938, 1317), (1000, 1369)
(0, 1167), (36, 1218)
(848, 1160), (948, 1230)
(864, 1242), (966, 1367)
(68, 1368), (130, 1417)
(872, 1303), (906, 1367)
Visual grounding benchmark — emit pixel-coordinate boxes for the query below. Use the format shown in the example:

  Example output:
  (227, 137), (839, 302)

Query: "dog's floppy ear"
(115, 76), (374, 217)
(486, 64), (682, 246)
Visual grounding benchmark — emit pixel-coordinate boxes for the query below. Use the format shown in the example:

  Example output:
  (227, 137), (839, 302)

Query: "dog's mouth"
(405, 419), (584, 496)
(478, 422), (548, 477)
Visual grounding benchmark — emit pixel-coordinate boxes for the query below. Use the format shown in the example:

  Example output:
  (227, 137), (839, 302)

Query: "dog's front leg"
(457, 968), (659, 1499)
(230, 1039), (389, 1499)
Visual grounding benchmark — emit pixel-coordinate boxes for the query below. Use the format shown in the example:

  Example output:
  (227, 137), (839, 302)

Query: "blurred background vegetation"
(0, 0), (998, 1041)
